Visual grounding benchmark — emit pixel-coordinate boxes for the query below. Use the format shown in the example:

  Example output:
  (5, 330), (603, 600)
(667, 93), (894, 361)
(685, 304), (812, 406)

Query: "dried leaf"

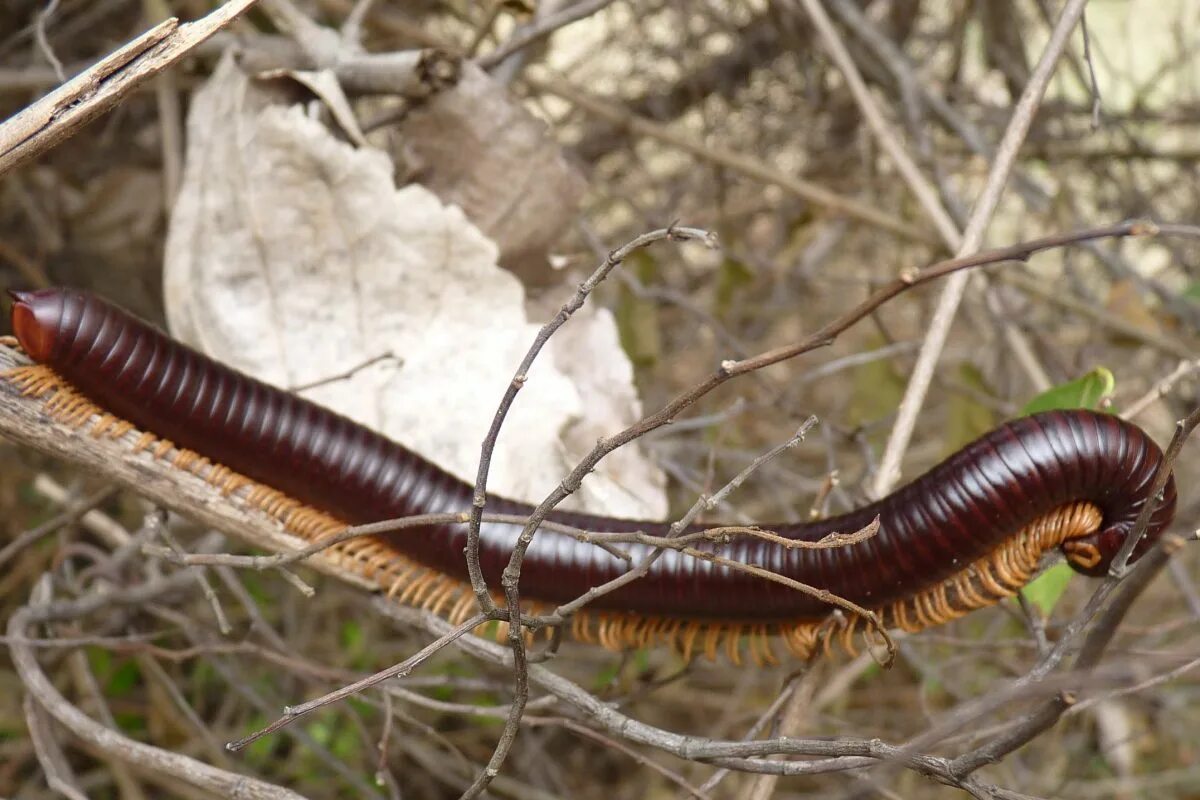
(258, 68), (367, 145)
(395, 63), (587, 277)
(164, 54), (665, 518)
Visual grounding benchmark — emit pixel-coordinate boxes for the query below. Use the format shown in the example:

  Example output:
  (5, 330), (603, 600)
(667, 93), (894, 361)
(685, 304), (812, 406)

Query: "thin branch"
(9, 583), (304, 799)
(477, 0), (617, 69)
(798, 0), (1054, 398)
(1080, 10), (1103, 129)
(226, 612), (488, 751)
(0, 220), (1188, 796)
(33, 474), (131, 548)
(458, 219), (1155, 794)
(151, 509), (233, 635)
(526, 715), (714, 800)
(941, 405), (1200, 777)
(946, 531), (1193, 778)
(464, 2), (505, 58)
(871, 0), (1092, 498)
(23, 694), (88, 800)
(0, 0), (260, 175)
(745, 668), (822, 800)
(32, 0), (67, 84)
(231, 34), (463, 97)
(463, 225), (716, 617)
(288, 350), (400, 393)
(596, 519), (879, 552)
(998, 271), (1195, 360)
(1109, 407), (1200, 577)
(1123, 359), (1200, 420)
(797, 0), (960, 247)
(460, 225), (715, 798)
(0, 485), (117, 571)
(527, 73), (934, 244)
(522, 222), (1153, 620)
(142, 511), (634, 572)
(372, 600), (1012, 794)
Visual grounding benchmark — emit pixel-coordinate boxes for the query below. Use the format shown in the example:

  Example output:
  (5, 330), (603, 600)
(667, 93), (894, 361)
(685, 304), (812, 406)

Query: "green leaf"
(1183, 282), (1200, 302)
(107, 661), (142, 696)
(340, 620), (364, 654)
(1019, 367), (1115, 416)
(592, 659), (622, 691)
(1019, 562), (1074, 615)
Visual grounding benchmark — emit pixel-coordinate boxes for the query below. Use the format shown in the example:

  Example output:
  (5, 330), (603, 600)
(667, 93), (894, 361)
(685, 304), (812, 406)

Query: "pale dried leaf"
(164, 54), (665, 518)
(258, 68), (368, 145)
(546, 302), (668, 515)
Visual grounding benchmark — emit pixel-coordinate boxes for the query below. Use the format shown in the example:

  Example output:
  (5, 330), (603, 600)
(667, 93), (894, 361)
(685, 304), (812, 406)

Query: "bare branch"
(478, 0), (618, 70)
(0, 0), (260, 175)
(527, 74), (934, 244)
(872, 0), (1092, 498)
(10, 583), (305, 799)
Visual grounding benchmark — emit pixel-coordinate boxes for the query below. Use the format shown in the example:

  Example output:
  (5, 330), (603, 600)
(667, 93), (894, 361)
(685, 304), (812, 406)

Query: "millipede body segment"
(4, 288), (1179, 661)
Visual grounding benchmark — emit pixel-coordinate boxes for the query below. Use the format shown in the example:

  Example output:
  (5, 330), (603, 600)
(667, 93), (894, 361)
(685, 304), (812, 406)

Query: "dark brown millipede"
(4, 287), (1178, 663)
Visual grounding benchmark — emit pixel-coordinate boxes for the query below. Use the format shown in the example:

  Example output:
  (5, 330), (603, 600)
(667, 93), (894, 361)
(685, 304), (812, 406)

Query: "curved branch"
(10, 597), (305, 799)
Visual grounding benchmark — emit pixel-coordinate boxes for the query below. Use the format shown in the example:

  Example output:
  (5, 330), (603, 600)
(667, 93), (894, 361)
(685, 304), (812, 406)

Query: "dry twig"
(0, 0), (260, 175)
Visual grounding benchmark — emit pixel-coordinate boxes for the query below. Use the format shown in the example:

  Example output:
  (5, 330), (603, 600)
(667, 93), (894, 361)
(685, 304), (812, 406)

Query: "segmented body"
(5, 288), (1178, 657)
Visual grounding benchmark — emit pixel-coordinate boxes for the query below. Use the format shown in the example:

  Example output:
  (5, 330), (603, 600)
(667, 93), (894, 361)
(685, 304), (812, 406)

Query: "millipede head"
(1061, 474), (1178, 577)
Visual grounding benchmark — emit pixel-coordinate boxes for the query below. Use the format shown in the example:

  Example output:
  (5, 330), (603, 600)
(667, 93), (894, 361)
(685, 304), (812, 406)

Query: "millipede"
(3, 287), (1178, 664)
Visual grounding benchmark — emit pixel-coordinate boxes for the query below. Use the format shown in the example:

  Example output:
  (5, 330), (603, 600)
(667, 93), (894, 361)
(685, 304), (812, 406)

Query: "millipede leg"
(725, 626), (743, 666)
